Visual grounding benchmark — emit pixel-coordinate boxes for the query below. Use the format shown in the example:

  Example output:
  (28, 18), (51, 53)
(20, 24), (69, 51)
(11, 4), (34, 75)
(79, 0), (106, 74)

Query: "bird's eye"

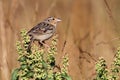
(53, 18), (55, 20)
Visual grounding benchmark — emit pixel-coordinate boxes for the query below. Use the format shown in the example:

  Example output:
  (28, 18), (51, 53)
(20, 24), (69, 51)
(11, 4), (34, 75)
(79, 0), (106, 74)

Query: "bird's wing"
(27, 22), (55, 35)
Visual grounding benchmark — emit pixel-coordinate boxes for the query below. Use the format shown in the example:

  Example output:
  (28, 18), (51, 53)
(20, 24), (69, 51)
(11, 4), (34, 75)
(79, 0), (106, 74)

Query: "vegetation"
(11, 29), (71, 80)
(95, 48), (120, 80)
(11, 29), (120, 80)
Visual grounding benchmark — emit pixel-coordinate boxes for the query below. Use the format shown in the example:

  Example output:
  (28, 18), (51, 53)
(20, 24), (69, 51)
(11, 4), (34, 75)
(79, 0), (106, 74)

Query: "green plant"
(95, 48), (120, 80)
(109, 48), (120, 80)
(11, 29), (71, 80)
(94, 57), (108, 80)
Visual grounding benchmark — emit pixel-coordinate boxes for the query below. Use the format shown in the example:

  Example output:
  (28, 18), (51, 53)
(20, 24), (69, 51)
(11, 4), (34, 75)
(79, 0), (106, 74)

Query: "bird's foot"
(39, 41), (50, 48)
(42, 43), (50, 48)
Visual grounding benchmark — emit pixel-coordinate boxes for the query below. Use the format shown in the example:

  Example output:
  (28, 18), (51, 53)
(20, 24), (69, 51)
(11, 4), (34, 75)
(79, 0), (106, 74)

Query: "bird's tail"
(26, 37), (33, 53)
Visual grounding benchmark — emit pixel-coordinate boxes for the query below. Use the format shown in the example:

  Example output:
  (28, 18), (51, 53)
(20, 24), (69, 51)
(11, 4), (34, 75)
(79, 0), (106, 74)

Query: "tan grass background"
(0, 0), (120, 80)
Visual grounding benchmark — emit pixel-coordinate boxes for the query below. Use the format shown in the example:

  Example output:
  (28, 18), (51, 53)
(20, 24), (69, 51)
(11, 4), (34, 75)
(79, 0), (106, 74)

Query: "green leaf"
(42, 61), (47, 69)
(18, 56), (26, 62)
(20, 64), (28, 70)
(26, 71), (34, 78)
(11, 68), (19, 80)
(61, 73), (72, 80)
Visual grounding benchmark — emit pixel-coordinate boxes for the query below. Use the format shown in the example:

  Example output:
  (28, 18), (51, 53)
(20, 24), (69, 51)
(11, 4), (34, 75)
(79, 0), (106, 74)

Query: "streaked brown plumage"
(27, 17), (61, 50)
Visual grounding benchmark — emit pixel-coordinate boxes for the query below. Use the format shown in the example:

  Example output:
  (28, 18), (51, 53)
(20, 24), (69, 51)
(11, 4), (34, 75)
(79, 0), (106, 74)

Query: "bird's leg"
(39, 41), (49, 48)
(38, 41), (44, 47)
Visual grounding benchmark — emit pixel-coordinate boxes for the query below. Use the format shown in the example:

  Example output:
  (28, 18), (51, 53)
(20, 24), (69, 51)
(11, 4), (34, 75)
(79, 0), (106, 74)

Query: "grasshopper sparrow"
(27, 17), (61, 50)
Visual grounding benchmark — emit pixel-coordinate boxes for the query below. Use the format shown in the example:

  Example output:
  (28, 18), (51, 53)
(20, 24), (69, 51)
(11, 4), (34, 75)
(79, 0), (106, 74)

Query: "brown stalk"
(46, 0), (57, 17)
(103, 0), (118, 27)
(0, 1), (10, 80)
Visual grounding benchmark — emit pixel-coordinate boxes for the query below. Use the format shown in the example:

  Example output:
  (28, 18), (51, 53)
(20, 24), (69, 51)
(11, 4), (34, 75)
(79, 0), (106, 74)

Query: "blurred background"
(0, 0), (120, 80)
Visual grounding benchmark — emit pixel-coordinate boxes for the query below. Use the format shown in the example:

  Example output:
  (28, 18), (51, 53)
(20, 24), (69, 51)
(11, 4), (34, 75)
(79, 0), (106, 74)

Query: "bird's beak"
(56, 18), (61, 22)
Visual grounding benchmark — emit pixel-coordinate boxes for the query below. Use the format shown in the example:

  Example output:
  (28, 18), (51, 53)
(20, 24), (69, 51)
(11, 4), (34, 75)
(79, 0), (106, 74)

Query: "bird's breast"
(34, 33), (53, 41)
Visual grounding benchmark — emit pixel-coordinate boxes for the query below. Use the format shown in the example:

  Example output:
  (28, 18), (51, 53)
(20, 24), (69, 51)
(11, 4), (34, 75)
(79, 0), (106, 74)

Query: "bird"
(27, 17), (61, 51)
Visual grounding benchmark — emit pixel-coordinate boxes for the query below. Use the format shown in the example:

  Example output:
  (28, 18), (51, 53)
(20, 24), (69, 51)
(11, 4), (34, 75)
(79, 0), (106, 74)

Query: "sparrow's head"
(44, 17), (61, 26)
